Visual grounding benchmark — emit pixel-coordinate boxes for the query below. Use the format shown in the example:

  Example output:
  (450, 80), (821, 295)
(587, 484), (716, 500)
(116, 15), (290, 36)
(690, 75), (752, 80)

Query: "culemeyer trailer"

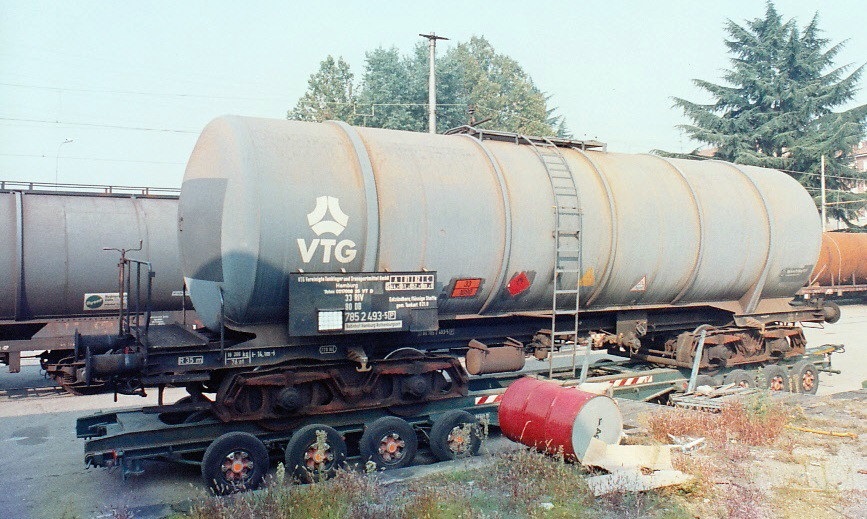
(77, 343), (840, 494)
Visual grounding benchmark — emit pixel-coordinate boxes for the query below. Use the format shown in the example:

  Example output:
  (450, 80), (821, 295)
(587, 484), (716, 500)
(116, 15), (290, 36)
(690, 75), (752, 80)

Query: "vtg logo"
(297, 196), (357, 264)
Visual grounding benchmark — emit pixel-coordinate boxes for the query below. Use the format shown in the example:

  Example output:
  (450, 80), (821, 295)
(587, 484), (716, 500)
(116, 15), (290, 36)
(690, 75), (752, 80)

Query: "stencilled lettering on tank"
(297, 196), (357, 264)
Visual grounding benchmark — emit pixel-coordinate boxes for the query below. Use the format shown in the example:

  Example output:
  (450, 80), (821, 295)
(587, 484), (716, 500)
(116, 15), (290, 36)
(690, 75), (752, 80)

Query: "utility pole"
(820, 155), (826, 231)
(55, 138), (73, 185)
(419, 32), (448, 134)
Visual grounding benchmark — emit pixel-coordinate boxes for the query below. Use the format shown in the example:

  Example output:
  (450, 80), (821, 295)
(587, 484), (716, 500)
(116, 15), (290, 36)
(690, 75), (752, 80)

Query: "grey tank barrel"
(179, 116), (822, 331)
(0, 188), (184, 320)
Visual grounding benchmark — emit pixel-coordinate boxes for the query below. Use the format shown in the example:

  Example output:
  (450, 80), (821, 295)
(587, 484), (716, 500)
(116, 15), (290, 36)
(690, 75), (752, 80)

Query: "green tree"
(287, 56), (358, 123)
(668, 2), (867, 227)
(353, 46), (427, 131)
(441, 36), (556, 135)
(289, 37), (566, 137)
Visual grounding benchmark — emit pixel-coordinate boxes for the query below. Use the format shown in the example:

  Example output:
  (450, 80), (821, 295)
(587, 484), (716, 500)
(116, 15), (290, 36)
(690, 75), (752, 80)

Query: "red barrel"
(498, 377), (623, 460)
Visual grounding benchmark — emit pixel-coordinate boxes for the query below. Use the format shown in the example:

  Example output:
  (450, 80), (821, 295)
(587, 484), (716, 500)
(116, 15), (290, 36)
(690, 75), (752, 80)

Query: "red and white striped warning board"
(474, 394), (504, 405)
(611, 375), (653, 387)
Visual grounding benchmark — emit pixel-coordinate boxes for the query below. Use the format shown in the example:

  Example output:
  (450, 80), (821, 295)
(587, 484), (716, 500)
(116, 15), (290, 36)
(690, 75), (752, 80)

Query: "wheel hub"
(378, 434), (406, 460)
(305, 444), (333, 468)
(448, 428), (467, 453)
(802, 372), (814, 391)
(222, 451), (252, 481)
(769, 375), (784, 391)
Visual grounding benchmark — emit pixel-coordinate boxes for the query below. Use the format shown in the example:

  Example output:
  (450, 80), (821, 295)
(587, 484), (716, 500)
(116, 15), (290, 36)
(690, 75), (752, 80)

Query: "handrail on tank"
(444, 125), (607, 151)
(0, 179), (180, 196)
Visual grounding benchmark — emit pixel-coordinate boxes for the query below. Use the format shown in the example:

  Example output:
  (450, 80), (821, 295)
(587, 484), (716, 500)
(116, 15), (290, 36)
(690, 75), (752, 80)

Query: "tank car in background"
(76, 116), (831, 422)
(0, 183), (189, 393)
(798, 231), (867, 308)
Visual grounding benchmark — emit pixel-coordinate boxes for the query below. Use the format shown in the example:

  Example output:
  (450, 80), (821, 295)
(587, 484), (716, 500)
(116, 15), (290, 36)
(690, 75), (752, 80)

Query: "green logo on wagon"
(85, 295), (104, 309)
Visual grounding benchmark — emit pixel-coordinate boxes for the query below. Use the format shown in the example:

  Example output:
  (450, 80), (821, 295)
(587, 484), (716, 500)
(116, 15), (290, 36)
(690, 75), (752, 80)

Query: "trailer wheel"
(760, 365), (789, 392)
(359, 416), (418, 470)
(429, 410), (481, 462)
(723, 369), (755, 388)
(790, 361), (819, 394)
(822, 301), (841, 324)
(201, 432), (269, 494)
(694, 374), (719, 388)
(285, 424), (347, 483)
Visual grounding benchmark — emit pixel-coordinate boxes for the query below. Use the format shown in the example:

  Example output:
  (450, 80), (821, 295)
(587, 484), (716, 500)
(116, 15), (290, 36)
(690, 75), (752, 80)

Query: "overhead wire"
(0, 116), (198, 134)
(0, 81), (288, 102)
(0, 152), (184, 165)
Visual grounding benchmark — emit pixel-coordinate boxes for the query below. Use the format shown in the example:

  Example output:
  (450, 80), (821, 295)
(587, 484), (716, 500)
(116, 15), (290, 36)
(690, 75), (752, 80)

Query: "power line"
(676, 153), (867, 183)
(0, 116), (198, 134)
(0, 152), (184, 165)
(0, 81), (288, 102)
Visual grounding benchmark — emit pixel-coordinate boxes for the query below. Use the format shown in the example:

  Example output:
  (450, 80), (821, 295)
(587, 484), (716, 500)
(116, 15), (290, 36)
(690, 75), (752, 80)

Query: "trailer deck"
(77, 344), (841, 491)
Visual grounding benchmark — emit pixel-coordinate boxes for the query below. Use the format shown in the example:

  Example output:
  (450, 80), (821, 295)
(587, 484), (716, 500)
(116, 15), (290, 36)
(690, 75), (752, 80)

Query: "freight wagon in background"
(71, 117), (844, 492)
(0, 182), (191, 393)
(797, 231), (867, 308)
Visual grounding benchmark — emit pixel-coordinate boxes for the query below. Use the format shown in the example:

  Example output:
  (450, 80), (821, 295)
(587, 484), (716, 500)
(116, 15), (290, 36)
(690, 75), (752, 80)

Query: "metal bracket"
(347, 346), (372, 372)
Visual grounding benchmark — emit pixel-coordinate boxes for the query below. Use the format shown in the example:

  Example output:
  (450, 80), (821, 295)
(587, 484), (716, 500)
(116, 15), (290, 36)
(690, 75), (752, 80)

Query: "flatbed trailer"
(77, 344), (841, 493)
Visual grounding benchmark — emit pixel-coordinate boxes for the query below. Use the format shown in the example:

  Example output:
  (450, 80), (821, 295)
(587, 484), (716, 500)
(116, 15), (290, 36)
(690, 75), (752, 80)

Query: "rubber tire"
(790, 361), (820, 394)
(693, 374), (719, 388)
(822, 301), (841, 324)
(176, 394), (211, 405)
(201, 432), (269, 495)
(760, 365), (790, 392)
(429, 410), (481, 462)
(285, 424), (347, 483)
(723, 369), (755, 388)
(359, 416), (418, 470)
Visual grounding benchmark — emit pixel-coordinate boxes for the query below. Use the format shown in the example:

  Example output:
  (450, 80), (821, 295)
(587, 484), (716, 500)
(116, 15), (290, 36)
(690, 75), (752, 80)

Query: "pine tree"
(670, 2), (867, 227)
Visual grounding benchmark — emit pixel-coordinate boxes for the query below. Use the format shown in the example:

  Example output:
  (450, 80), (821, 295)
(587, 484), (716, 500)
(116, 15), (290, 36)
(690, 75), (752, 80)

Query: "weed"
(647, 393), (788, 447)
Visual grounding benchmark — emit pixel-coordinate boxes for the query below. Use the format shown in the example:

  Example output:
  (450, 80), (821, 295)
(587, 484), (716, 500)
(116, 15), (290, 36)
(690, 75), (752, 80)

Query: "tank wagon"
(798, 231), (867, 305)
(0, 182), (188, 392)
(66, 116), (836, 422)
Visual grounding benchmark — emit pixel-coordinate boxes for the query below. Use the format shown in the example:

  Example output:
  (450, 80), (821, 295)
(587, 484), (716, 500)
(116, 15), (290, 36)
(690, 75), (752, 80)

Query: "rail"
(0, 180), (180, 196)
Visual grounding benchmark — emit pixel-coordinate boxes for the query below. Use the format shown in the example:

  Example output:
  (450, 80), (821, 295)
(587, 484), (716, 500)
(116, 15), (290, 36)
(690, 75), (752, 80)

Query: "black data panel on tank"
(287, 272), (439, 336)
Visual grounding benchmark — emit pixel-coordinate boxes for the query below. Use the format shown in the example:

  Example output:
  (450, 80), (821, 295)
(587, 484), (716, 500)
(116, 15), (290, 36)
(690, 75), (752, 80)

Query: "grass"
(129, 391), (867, 519)
(177, 449), (699, 519)
(646, 391), (789, 446)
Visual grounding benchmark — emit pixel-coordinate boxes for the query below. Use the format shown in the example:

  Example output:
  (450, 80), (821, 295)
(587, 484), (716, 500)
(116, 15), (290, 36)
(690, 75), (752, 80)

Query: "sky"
(1, 0), (865, 188)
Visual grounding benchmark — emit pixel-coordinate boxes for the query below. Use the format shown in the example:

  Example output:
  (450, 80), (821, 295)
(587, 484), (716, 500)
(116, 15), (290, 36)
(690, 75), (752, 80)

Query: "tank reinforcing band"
(713, 161), (775, 315)
(456, 134), (513, 314)
(326, 121), (380, 272)
(569, 148), (617, 307)
(643, 154), (706, 304)
(13, 190), (24, 320)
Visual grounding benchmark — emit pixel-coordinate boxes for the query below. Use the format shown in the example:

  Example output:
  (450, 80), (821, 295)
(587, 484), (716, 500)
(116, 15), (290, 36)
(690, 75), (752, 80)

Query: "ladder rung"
(554, 288), (581, 294)
(552, 330), (576, 337)
(557, 230), (579, 235)
(552, 309), (578, 316)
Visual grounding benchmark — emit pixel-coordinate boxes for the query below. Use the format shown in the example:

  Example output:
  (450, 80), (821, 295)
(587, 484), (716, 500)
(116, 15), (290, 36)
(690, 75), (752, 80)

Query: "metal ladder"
(521, 136), (583, 377)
